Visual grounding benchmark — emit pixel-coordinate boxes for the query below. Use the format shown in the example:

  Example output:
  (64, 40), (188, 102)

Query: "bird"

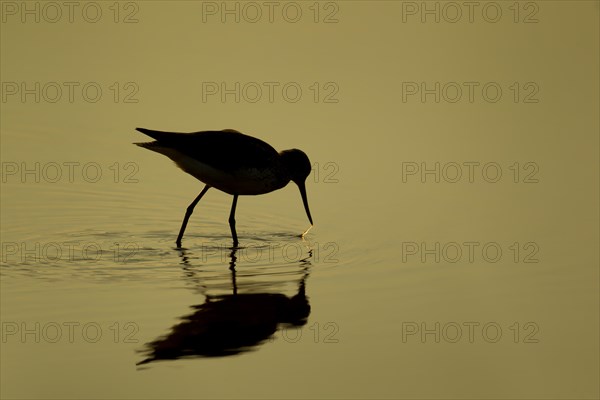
(134, 128), (313, 247)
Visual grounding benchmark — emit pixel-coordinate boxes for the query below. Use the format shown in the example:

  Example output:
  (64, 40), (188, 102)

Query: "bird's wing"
(135, 128), (280, 173)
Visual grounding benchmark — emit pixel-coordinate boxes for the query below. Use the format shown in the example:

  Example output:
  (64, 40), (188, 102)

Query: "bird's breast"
(152, 146), (288, 195)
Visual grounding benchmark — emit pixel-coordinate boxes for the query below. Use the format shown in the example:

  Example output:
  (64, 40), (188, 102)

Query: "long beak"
(297, 181), (313, 225)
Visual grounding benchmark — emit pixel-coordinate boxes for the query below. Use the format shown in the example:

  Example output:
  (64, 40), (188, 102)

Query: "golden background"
(1, 1), (598, 398)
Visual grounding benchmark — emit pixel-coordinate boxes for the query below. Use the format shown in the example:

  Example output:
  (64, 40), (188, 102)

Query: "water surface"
(1, 2), (598, 399)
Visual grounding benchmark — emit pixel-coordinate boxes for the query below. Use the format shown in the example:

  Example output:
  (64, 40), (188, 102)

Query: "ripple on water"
(1, 176), (354, 293)
(1, 226), (316, 295)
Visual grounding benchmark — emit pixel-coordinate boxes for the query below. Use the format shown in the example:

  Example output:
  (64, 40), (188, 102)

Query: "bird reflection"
(138, 246), (311, 365)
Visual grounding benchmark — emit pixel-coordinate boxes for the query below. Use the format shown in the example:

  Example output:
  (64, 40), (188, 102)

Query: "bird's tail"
(135, 127), (181, 143)
(134, 141), (159, 149)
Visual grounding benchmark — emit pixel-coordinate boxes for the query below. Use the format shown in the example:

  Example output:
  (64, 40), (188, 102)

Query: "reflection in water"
(138, 246), (312, 365)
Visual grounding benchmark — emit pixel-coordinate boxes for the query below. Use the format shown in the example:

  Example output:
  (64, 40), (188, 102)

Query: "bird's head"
(280, 149), (313, 226)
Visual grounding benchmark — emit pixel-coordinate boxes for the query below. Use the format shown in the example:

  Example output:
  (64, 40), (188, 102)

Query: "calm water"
(1, 2), (598, 399)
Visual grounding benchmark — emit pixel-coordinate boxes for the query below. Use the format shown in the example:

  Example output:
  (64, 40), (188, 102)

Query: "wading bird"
(135, 128), (313, 246)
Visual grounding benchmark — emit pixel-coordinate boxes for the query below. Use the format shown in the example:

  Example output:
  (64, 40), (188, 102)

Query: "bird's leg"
(176, 185), (210, 247)
(229, 195), (239, 247)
